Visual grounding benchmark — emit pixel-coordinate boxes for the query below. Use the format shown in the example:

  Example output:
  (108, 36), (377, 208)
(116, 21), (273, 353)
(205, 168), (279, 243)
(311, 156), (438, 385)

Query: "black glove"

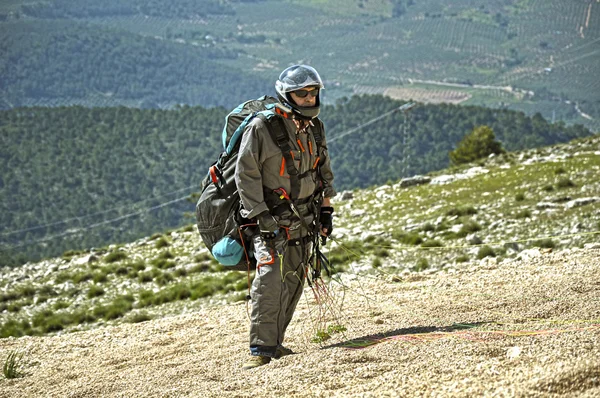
(257, 212), (280, 245)
(319, 206), (334, 237)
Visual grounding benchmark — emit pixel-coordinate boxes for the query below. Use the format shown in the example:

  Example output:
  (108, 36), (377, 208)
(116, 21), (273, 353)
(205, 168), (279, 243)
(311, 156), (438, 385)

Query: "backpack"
(196, 95), (324, 271)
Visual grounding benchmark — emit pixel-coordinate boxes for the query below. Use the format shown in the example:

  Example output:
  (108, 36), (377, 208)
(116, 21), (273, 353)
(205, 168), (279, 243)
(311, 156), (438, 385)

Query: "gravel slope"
(1, 248), (599, 397)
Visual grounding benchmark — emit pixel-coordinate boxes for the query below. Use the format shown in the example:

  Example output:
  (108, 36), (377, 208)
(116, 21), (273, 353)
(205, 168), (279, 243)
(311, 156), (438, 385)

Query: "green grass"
(104, 250), (128, 263)
(3, 351), (24, 379)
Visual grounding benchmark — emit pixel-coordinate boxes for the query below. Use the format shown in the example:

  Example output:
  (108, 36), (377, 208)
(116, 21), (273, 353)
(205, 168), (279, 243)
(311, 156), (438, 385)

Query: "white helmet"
(275, 65), (324, 119)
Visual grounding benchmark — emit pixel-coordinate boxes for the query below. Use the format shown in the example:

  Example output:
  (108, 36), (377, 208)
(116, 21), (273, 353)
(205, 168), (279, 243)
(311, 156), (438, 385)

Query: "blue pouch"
(212, 236), (244, 266)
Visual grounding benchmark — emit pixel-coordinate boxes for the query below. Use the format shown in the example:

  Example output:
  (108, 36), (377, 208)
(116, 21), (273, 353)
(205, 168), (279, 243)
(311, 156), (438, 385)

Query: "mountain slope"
(1, 134), (599, 341)
(0, 247), (598, 396)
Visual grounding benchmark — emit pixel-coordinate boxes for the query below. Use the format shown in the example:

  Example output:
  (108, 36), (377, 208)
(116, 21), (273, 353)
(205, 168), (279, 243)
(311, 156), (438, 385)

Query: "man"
(235, 65), (336, 369)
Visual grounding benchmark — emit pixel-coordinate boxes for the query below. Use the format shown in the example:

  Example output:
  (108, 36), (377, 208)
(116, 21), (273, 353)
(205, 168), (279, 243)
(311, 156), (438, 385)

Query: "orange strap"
(280, 157), (286, 176)
(297, 139), (305, 152)
(308, 140), (313, 155)
(312, 156), (320, 170)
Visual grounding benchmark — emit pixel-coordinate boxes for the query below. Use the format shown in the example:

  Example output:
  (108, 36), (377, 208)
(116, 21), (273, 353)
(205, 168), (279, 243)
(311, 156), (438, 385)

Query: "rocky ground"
(1, 247), (599, 397)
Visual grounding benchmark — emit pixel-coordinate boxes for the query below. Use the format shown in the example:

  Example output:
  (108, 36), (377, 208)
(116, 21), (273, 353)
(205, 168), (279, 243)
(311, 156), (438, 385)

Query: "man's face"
(289, 86), (319, 107)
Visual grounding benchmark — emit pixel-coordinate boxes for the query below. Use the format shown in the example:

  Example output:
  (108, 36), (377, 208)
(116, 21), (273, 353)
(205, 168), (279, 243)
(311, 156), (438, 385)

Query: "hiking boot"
(242, 355), (271, 370)
(274, 345), (295, 359)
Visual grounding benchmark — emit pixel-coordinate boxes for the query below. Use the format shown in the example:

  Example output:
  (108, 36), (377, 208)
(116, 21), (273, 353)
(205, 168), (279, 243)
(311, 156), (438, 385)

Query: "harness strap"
(263, 115), (301, 200)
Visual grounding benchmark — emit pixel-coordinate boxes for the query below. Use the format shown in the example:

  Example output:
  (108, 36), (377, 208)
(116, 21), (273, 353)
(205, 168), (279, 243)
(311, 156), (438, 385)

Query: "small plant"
(392, 231), (423, 245)
(515, 209), (532, 219)
(127, 311), (153, 324)
(155, 237), (170, 249)
(194, 253), (213, 263)
(456, 220), (482, 238)
(87, 285), (105, 299)
(3, 351), (24, 379)
(92, 272), (108, 284)
(515, 193), (525, 202)
(413, 258), (430, 271)
(556, 178), (576, 189)
(554, 167), (566, 175)
(542, 185), (554, 192)
(532, 238), (556, 249)
(312, 330), (331, 343)
(182, 224), (195, 232)
(446, 206), (477, 217)
(104, 251), (128, 263)
(477, 246), (496, 259)
(421, 240), (443, 248)
(420, 222), (435, 232)
(372, 257), (383, 268)
(455, 254), (470, 263)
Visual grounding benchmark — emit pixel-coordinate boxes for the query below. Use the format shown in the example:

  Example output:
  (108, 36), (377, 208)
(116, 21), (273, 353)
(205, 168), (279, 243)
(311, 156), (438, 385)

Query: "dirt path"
(1, 248), (599, 397)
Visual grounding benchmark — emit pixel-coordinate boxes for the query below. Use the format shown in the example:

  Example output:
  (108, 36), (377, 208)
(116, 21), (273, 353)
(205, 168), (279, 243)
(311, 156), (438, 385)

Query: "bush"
(446, 206), (478, 217)
(127, 312), (153, 324)
(455, 254), (470, 263)
(413, 258), (429, 271)
(449, 125), (505, 165)
(104, 251), (128, 263)
(72, 272), (93, 284)
(92, 272), (108, 283)
(542, 185), (554, 192)
(421, 240), (443, 248)
(87, 285), (105, 299)
(456, 220), (482, 237)
(477, 246), (496, 259)
(556, 178), (576, 189)
(515, 209), (532, 219)
(515, 193), (525, 202)
(532, 238), (556, 249)
(155, 237), (170, 249)
(392, 231), (423, 245)
(372, 257), (383, 268)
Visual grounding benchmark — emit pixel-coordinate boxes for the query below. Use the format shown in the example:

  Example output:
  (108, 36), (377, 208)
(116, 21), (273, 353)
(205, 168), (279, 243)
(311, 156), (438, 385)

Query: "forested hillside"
(0, 96), (592, 267)
(1, 0), (598, 130)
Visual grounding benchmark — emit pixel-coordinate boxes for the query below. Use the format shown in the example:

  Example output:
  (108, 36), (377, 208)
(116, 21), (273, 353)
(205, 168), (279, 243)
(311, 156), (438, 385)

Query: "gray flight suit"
(234, 114), (336, 357)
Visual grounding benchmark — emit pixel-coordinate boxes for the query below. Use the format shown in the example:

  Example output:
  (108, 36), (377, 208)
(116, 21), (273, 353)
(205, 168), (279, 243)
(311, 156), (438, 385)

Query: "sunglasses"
(293, 88), (320, 98)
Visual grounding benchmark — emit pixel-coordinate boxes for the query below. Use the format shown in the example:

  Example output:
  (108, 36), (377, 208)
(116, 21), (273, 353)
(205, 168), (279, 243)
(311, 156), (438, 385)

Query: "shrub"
(156, 272), (175, 286)
(446, 206), (477, 217)
(477, 246), (496, 259)
(3, 351), (24, 379)
(456, 220), (482, 238)
(127, 312), (153, 324)
(421, 223), (435, 232)
(542, 185), (554, 192)
(515, 193), (525, 202)
(194, 253), (213, 263)
(104, 251), (128, 263)
(87, 285), (105, 299)
(515, 209), (532, 219)
(149, 233), (163, 241)
(449, 125), (505, 165)
(53, 300), (70, 310)
(138, 272), (154, 283)
(392, 231), (423, 245)
(421, 240), (443, 248)
(556, 178), (576, 189)
(0, 319), (33, 339)
(455, 254), (470, 263)
(72, 272), (93, 284)
(372, 257), (383, 268)
(92, 272), (108, 283)
(155, 237), (170, 249)
(554, 167), (566, 174)
(532, 238), (556, 249)
(413, 258), (429, 271)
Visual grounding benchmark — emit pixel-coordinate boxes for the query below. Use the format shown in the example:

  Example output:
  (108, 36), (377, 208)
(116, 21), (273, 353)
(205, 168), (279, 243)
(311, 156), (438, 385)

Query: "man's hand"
(257, 212), (280, 246)
(319, 206), (334, 237)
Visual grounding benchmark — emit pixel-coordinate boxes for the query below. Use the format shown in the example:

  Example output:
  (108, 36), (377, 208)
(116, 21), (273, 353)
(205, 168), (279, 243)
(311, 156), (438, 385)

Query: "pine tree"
(449, 125), (505, 165)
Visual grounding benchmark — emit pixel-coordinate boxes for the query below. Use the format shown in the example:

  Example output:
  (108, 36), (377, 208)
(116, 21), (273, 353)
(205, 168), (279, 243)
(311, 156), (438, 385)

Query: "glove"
(319, 206), (334, 237)
(256, 212), (279, 245)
